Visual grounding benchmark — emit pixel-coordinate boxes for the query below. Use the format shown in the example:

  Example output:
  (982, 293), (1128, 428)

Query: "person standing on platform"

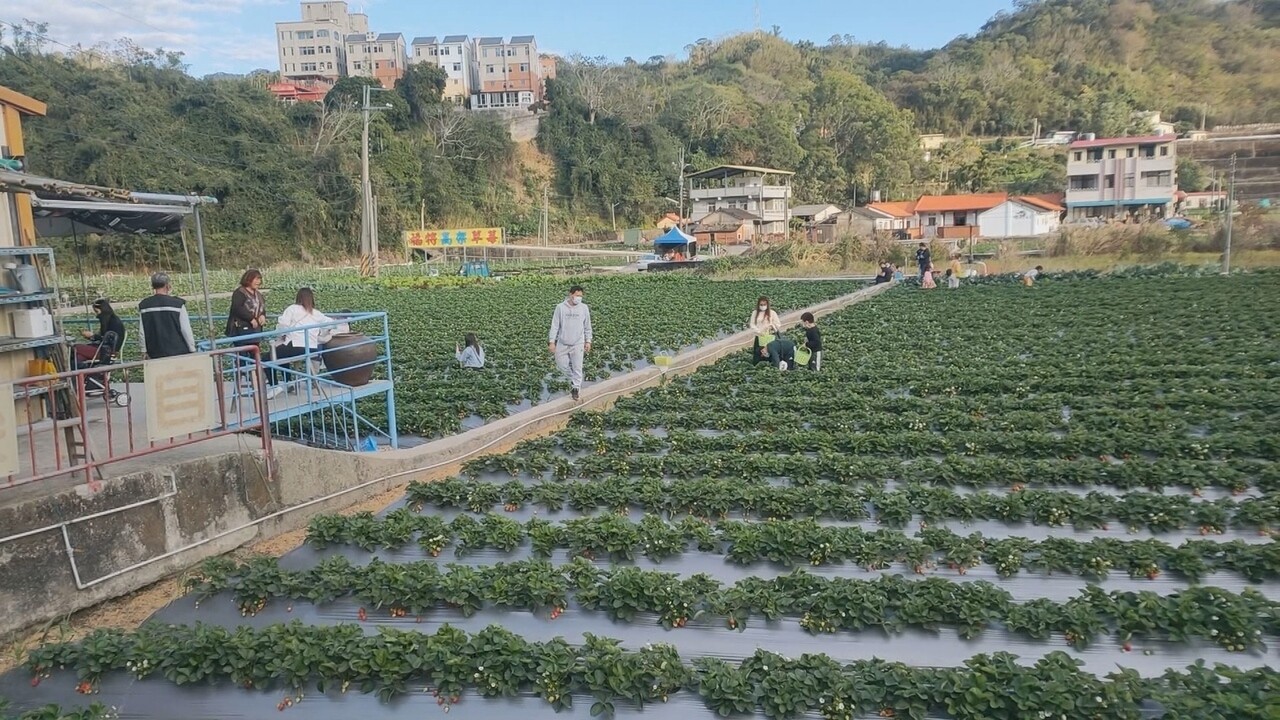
(549, 285), (593, 401)
(137, 273), (196, 360)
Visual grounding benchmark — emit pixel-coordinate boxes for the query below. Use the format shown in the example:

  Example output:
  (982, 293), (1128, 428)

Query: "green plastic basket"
(794, 346), (812, 366)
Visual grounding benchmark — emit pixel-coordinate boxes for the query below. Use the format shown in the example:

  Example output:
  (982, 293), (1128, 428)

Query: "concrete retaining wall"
(0, 283), (893, 636)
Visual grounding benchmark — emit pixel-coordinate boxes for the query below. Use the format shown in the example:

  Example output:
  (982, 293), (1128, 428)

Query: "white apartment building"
(687, 165), (795, 236)
(276, 1), (367, 83)
(345, 32), (407, 89)
(410, 35), (475, 104)
(1065, 135), (1178, 221)
(473, 36), (544, 110)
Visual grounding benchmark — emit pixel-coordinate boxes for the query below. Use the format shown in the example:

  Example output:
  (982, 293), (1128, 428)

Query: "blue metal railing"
(66, 312), (399, 451)
(199, 312), (398, 452)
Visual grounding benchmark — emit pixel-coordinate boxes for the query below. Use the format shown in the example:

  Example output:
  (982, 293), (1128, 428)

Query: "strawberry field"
(263, 275), (860, 437)
(5, 271), (1280, 719)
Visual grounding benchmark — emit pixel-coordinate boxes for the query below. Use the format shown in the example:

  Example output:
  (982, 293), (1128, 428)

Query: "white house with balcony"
(687, 165), (794, 236)
(1065, 135), (1178, 221)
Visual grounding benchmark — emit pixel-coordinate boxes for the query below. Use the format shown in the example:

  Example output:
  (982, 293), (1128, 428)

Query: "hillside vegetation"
(0, 0), (1275, 266)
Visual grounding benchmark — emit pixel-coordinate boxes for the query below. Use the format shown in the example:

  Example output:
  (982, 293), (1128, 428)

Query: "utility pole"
(541, 185), (549, 247)
(676, 146), (686, 227)
(360, 84), (390, 277)
(1223, 153), (1237, 275)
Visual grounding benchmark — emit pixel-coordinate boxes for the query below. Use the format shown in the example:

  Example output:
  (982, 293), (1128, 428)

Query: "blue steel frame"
(66, 312), (399, 451)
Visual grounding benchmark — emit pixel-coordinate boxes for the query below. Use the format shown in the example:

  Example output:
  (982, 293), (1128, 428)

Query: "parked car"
(633, 253), (662, 271)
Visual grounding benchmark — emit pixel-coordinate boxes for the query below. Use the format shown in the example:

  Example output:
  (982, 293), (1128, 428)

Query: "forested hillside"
(0, 0), (1275, 266)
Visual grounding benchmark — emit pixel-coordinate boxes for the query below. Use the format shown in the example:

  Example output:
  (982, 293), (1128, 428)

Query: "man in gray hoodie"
(548, 284), (593, 401)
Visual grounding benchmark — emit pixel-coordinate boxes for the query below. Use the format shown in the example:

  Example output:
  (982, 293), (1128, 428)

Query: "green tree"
(396, 63), (447, 123)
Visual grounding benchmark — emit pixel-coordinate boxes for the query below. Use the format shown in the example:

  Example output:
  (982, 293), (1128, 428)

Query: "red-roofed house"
(913, 193), (1008, 239)
(978, 196), (1064, 238)
(865, 200), (920, 238)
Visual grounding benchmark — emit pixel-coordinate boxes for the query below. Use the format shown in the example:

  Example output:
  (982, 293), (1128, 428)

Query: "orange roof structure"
(913, 193), (1008, 213)
(1014, 195), (1064, 212)
(865, 201), (917, 218)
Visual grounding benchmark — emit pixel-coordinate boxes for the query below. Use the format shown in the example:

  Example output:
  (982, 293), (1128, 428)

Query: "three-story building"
(687, 165), (795, 237)
(1065, 135), (1178, 221)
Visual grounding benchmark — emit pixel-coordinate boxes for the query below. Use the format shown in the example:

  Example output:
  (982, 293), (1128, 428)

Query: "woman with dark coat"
(226, 269), (279, 398)
(72, 298), (126, 368)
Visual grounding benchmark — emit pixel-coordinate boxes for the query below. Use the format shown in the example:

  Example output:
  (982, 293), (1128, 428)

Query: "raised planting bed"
(8, 271), (1280, 719)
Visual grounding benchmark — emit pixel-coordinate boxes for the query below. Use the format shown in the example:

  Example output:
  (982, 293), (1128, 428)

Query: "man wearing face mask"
(549, 285), (593, 401)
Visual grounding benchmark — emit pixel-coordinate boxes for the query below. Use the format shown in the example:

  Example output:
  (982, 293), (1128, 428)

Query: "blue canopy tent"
(653, 227), (697, 260)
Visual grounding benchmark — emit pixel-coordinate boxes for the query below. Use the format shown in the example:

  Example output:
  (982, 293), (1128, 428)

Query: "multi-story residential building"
(345, 32), (406, 89)
(1065, 135), (1178, 221)
(410, 35), (475, 104)
(687, 165), (795, 236)
(275, 2), (367, 85)
(473, 36), (546, 110)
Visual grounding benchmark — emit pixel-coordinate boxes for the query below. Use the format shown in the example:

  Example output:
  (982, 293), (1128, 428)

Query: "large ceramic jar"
(322, 333), (376, 386)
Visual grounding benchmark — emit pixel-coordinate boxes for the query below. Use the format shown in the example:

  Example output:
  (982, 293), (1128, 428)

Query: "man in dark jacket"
(137, 273), (196, 359)
(915, 243), (931, 282)
(758, 336), (797, 371)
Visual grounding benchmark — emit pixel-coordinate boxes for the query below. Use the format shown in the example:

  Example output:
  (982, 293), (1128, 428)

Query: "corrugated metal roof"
(411, 36), (437, 45)
(510, 35), (536, 44)
(685, 164), (796, 179)
(442, 34), (469, 43)
(344, 33), (365, 42)
(1069, 134), (1176, 149)
(376, 32), (402, 42)
(790, 204), (841, 218)
(477, 37), (503, 45)
(866, 201), (916, 218)
(1012, 196), (1064, 212)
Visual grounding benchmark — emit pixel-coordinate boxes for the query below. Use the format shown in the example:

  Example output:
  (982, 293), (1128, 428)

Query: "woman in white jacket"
(748, 296), (781, 363)
(272, 288), (338, 388)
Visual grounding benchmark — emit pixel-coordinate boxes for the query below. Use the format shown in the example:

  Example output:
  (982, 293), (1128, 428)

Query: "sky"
(2, 0), (1018, 77)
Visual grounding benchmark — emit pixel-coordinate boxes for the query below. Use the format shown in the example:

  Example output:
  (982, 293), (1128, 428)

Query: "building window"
(301, 62), (317, 71)
(327, 62), (333, 69)
(1104, 176), (1116, 189)
(1073, 151), (1082, 161)
(487, 65), (495, 73)
(1159, 145), (1169, 156)
(297, 30), (314, 40)
(927, 216), (937, 227)
(353, 61), (362, 69)
(1140, 145), (1156, 158)
(301, 46), (316, 55)
(1087, 149), (1104, 161)
(520, 63), (528, 71)
(1107, 149), (1116, 159)
(1141, 170), (1173, 187)
(442, 47), (450, 55)
(318, 29), (329, 38)
(954, 212), (968, 226)
(1069, 175), (1099, 190)
(507, 48), (515, 56)
(453, 63), (462, 72)
(1127, 148), (1135, 158)
(1124, 174), (1135, 188)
